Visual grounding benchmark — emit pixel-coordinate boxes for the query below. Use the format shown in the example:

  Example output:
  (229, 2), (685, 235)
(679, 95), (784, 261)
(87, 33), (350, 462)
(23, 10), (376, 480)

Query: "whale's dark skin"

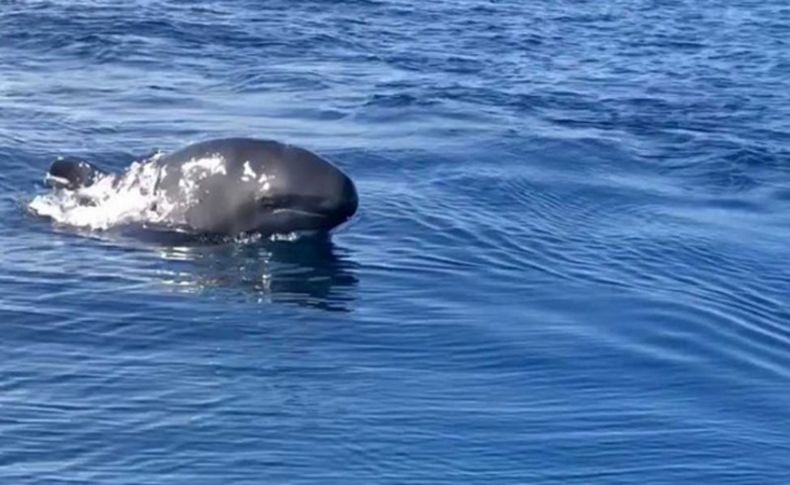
(46, 138), (358, 236)
(47, 156), (106, 190)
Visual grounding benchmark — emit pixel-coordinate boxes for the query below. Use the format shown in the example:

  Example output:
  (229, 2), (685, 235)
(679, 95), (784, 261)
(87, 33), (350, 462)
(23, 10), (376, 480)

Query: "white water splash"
(28, 160), (166, 230)
(174, 154), (227, 208)
(27, 153), (302, 240)
(26, 154), (226, 231)
(241, 161), (256, 182)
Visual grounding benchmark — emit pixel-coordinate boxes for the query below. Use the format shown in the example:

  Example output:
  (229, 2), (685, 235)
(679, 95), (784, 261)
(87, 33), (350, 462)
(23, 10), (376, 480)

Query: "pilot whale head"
(43, 139), (359, 237)
(152, 138), (359, 236)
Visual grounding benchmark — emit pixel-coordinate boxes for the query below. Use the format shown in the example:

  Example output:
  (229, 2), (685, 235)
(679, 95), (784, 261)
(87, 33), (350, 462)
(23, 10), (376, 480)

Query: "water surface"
(1, 1), (789, 483)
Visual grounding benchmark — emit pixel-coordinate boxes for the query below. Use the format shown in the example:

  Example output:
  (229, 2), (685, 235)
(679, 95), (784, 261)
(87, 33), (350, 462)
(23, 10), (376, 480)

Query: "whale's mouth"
(272, 208), (326, 218)
(259, 180), (358, 232)
(252, 206), (350, 235)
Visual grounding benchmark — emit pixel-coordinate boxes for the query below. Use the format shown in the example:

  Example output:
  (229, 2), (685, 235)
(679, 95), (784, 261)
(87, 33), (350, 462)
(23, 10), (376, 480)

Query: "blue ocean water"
(1, 0), (789, 483)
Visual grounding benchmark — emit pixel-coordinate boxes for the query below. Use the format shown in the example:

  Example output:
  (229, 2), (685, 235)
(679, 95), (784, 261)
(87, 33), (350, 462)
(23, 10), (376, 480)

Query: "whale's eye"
(258, 198), (277, 212)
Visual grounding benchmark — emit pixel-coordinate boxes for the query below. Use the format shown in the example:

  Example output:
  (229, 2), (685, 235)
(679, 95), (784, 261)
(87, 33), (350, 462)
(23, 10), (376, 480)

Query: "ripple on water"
(1, 0), (790, 483)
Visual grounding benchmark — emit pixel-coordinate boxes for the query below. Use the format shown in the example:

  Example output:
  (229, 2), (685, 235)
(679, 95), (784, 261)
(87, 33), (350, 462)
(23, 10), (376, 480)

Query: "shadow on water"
(152, 233), (360, 313)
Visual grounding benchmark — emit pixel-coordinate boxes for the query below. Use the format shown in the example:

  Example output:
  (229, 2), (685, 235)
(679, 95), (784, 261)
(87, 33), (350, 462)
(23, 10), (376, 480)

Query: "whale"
(44, 138), (358, 237)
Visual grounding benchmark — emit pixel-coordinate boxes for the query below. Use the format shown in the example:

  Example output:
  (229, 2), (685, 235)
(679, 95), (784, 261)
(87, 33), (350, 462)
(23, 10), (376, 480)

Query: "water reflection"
(156, 234), (359, 312)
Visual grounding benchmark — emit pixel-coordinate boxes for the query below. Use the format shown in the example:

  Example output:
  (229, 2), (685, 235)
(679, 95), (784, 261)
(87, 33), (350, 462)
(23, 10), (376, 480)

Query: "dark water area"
(1, 1), (789, 483)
